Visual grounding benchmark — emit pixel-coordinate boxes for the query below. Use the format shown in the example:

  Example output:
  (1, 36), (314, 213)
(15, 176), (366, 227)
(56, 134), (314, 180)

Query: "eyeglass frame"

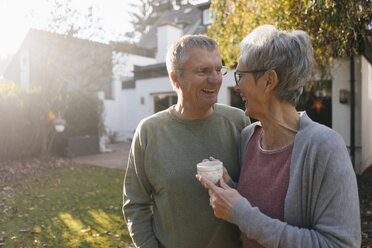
(178, 66), (228, 76)
(234, 69), (268, 86)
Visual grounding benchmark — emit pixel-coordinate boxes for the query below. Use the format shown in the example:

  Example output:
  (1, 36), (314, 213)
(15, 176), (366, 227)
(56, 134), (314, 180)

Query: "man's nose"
(208, 70), (221, 83)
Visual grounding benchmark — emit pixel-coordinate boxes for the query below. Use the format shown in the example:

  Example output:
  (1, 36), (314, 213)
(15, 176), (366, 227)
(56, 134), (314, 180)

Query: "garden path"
(72, 142), (130, 170)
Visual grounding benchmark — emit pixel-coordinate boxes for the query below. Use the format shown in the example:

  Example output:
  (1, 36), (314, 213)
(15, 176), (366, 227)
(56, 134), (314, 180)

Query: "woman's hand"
(196, 175), (242, 220)
(202, 157), (231, 184)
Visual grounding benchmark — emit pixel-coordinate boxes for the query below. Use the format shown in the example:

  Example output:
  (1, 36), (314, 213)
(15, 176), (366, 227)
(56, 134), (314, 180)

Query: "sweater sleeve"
(228, 136), (361, 248)
(123, 128), (160, 248)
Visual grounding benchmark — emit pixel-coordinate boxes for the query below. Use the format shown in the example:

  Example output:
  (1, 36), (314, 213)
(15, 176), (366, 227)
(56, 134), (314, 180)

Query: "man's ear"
(170, 71), (180, 90)
(265, 70), (278, 91)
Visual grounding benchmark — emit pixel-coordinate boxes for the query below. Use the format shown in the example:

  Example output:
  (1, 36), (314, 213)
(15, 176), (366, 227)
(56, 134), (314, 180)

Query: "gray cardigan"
(228, 112), (361, 247)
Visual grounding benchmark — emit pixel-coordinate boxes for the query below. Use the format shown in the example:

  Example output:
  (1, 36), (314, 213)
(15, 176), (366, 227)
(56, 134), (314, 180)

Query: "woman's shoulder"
(298, 113), (345, 148)
(240, 121), (262, 142)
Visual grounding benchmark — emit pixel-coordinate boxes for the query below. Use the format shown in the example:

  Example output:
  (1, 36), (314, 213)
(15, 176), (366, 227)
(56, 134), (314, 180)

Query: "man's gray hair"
(239, 25), (314, 106)
(166, 34), (218, 77)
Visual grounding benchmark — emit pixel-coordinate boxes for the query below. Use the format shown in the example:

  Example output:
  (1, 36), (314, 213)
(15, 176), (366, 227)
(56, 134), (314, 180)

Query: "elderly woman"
(197, 25), (361, 247)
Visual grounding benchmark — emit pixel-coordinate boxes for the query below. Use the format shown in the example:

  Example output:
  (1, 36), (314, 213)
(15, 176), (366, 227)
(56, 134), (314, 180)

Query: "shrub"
(0, 81), (47, 161)
(0, 81), (104, 161)
(51, 90), (104, 156)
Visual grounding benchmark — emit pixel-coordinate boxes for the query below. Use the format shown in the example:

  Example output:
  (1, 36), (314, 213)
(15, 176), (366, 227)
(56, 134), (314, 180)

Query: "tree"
(36, 0), (110, 158)
(46, 0), (105, 41)
(126, 0), (202, 41)
(209, 0), (372, 74)
(125, 0), (173, 40)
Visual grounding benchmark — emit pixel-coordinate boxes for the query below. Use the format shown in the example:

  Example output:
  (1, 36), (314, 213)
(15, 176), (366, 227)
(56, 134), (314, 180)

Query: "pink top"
(237, 127), (293, 248)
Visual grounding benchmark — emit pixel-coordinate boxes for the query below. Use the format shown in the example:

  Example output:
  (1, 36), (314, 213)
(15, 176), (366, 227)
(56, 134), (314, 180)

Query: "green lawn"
(0, 164), (131, 247)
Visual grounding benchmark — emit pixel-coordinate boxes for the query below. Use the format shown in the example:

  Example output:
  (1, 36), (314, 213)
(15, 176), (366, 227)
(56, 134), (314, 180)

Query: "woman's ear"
(265, 70), (278, 91)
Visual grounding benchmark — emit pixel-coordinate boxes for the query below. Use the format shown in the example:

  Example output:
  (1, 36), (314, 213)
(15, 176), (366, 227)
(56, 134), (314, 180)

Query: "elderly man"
(123, 35), (250, 248)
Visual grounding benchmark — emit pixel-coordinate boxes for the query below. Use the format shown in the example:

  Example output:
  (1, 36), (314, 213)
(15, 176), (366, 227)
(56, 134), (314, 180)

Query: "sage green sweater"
(123, 104), (250, 248)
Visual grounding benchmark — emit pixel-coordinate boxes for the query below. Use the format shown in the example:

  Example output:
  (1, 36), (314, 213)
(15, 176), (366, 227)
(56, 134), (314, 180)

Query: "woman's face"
(234, 58), (268, 119)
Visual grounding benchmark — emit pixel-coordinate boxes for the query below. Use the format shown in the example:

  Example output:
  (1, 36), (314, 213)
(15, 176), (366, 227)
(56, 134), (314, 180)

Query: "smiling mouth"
(202, 89), (216, 94)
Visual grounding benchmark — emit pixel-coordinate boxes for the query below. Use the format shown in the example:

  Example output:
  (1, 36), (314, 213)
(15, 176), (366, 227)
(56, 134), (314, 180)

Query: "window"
(229, 87), (245, 111)
(203, 9), (212, 25)
(296, 80), (332, 127)
(154, 93), (178, 113)
(229, 87), (257, 123)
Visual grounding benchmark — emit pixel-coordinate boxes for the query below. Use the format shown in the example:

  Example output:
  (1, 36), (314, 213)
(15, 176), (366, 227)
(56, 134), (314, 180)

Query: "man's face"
(174, 48), (223, 112)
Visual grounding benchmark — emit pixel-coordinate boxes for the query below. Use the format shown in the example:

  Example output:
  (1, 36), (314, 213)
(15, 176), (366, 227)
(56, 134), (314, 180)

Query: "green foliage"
(51, 90), (104, 157)
(0, 81), (47, 161)
(0, 81), (104, 161)
(63, 91), (103, 137)
(0, 164), (131, 247)
(209, 0), (371, 74)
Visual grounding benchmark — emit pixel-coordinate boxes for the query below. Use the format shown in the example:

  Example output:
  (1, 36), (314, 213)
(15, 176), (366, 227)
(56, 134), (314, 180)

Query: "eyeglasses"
(179, 66), (228, 76)
(234, 69), (267, 86)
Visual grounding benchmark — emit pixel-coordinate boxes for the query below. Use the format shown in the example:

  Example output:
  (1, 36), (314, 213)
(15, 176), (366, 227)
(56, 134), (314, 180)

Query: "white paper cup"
(197, 160), (223, 185)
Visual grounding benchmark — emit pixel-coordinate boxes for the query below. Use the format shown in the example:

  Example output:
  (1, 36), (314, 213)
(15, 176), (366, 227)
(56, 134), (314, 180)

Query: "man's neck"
(173, 103), (214, 120)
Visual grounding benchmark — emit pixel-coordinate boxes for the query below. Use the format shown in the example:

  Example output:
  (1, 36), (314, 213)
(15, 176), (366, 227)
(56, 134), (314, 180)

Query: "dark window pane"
(229, 87), (257, 123)
(154, 94), (178, 113)
(297, 80), (332, 128)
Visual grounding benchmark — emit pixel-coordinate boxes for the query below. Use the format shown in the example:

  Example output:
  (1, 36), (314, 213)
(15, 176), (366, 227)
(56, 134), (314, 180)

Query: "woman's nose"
(234, 84), (240, 92)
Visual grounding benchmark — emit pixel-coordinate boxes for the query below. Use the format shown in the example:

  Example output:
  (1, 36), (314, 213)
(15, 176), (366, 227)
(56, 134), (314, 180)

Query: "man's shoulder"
(215, 103), (247, 118)
(137, 108), (171, 131)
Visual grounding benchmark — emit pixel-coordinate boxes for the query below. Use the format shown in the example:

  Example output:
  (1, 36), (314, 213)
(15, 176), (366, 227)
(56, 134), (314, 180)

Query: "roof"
(134, 63), (168, 80)
(137, 2), (210, 50)
(3, 28), (112, 96)
(110, 41), (155, 58)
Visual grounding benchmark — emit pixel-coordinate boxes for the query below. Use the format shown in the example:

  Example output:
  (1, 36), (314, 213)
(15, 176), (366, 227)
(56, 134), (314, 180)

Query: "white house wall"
(361, 56), (372, 174)
(332, 59), (352, 145)
(103, 52), (155, 141)
(331, 57), (363, 173)
(156, 25), (181, 62)
(136, 76), (175, 122)
(111, 52), (156, 98)
(218, 71), (236, 104)
(104, 87), (138, 141)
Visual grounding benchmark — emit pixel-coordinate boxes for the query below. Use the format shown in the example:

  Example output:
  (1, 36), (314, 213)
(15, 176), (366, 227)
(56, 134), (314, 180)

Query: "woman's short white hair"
(239, 25), (314, 106)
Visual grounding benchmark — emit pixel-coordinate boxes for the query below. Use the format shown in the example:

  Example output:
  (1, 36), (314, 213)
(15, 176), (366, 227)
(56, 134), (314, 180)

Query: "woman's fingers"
(196, 175), (218, 193)
(196, 174), (241, 221)
(219, 178), (231, 190)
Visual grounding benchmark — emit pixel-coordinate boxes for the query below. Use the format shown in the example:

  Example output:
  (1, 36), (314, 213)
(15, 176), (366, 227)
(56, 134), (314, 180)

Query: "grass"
(0, 164), (131, 248)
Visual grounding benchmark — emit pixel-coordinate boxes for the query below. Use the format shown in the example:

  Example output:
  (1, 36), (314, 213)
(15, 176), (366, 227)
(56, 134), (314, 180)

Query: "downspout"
(350, 55), (355, 168)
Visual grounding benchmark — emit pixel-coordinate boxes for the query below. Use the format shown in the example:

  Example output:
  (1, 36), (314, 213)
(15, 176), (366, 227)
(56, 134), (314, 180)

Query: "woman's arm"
(196, 145), (361, 248)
